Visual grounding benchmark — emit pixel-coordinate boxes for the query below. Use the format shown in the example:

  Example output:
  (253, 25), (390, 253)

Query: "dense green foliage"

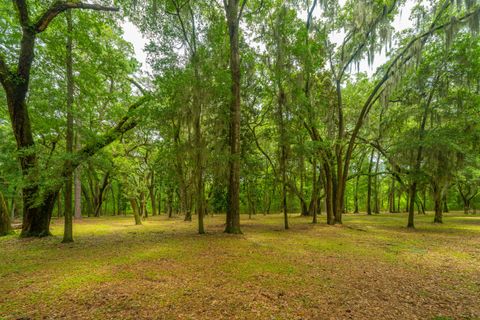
(1, 0), (480, 239)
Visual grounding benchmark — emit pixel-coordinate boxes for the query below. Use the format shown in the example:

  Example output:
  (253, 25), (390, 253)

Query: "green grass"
(1, 212), (479, 319)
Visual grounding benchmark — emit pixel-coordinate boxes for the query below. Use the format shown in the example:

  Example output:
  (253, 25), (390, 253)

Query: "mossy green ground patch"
(0, 213), (479, 319)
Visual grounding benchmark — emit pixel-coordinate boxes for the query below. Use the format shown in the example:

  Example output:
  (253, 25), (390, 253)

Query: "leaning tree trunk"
(129, 198), (142, 225)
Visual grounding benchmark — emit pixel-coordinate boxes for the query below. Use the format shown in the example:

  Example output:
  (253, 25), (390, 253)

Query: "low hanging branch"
(34, 2), (119, 33)
(33, 94), (152, 205)
(70, 95), (151, 172)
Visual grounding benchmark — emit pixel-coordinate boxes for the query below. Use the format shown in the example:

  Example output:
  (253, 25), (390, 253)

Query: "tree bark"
(130, 199), (142, 225)
(367, 149), (375, 215)
(0, 193), (12, 236)
(62, 10), (74, 243)
(224, 0), (243, 234)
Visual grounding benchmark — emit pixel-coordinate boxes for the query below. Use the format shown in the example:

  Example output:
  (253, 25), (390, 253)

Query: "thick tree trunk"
(224, 0), (242, 234)
(62, 11), (74, 243)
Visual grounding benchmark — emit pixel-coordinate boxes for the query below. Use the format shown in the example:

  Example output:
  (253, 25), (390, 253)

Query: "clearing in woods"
(0, 213), (479, 320)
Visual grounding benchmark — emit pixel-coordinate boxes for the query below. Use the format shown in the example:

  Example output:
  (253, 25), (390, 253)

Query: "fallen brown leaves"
(0, 214), (479, 319)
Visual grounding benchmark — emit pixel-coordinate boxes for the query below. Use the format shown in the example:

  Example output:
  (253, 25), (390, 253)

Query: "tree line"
(0, 0), (479, 241)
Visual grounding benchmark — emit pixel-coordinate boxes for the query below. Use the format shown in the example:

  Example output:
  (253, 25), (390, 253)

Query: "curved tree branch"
(34, 1), (119, 33)
(342, 5), (480, 185)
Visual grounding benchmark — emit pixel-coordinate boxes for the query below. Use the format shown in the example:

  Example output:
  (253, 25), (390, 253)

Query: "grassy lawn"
(1, 212), (479, 319)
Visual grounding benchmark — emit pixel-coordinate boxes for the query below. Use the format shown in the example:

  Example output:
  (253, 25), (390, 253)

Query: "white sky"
(121, 0), (416, 76)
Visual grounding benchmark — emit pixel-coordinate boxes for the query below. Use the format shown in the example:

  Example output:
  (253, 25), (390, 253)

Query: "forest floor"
(0, 213), (479, 320)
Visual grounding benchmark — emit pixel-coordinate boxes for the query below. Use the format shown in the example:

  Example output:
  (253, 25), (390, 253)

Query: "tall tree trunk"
(224, 0), (242, 234)
(373, 153), (380, 214)
(324, 164), (335, 225)
(74, 165), (82, 219)
(193, 58), (205, 234)
(110, 185), (116, 216)
(93, 172), (110, 217)
(397, 190), (401, 213)
(275, 5), (289, 230)
(149, 171), (157, 216)
(299, 150), (307, 216)
(0, 193), (12, 236)
(74, 126), (82, 219)
(311, 159), (318, 224)
(157, 186), (162, 215)
(432, 182), (443, 223)
(407, 182), (417, 228)
(167, 187), (173, 218)
(62, 11), (74, 243)
(389, 176), (395, 213)
(354, 173), (360, 214)
(173, 127), (190, 221)
(140, 191), (147, 219)
(442, 194), (449, 213)
(367, 149), (375, 215)
(408, 78), (436, 227)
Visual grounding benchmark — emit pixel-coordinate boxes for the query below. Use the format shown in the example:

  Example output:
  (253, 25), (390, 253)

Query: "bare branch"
(238, 0), (247, 22)
(128, 78), (148, 95)
(172, 0), (193, 52)
(306, 0), (318, 32)
(34, 1), (118, 33)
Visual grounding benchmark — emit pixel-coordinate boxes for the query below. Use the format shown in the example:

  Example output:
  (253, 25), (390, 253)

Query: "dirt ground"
(1, 213), (479, 319)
